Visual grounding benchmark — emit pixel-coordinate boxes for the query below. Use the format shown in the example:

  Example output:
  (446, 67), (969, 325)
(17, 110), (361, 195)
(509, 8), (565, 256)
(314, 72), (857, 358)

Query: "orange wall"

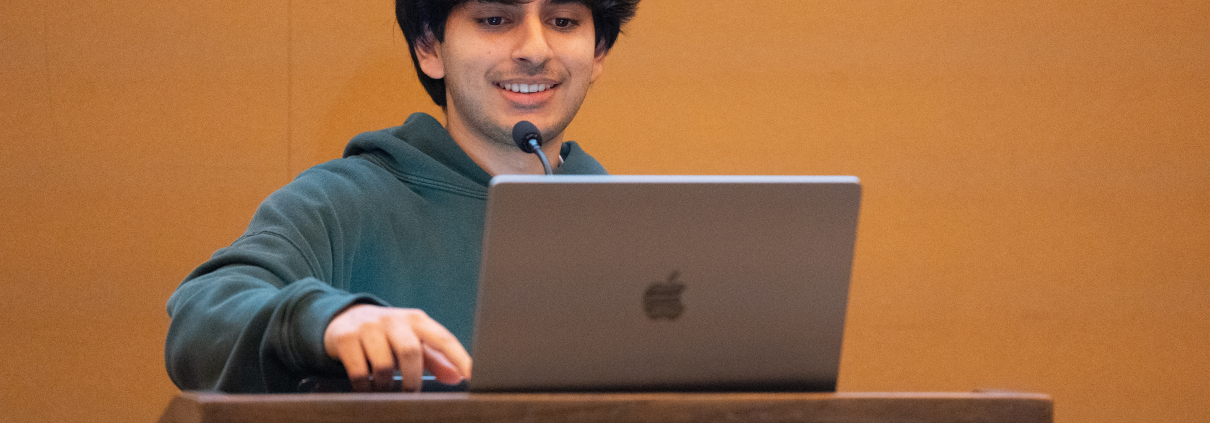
(2, 1), (1207, 422)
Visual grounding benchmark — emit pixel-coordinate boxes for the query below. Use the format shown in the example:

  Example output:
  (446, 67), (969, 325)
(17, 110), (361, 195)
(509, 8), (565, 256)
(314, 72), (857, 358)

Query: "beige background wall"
(2, 1), (1206, 421)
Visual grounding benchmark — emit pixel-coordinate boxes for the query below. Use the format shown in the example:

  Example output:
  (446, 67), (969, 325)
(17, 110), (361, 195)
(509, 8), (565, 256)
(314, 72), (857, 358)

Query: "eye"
(553, 18), (576, 28)
(480, 17), (504, 26)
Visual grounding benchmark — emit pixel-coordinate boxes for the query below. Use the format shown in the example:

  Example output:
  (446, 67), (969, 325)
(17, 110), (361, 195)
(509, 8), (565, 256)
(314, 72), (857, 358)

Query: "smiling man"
(165, 0), (639, 393)
(419, 0), (607, 175)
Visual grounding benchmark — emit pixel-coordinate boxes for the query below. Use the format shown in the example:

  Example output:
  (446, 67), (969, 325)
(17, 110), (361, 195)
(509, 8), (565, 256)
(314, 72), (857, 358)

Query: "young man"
(165, 0), (639, 393)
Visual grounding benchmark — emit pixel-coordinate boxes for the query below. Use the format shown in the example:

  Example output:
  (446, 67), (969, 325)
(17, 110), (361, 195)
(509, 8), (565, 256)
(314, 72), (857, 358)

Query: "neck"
(444, 118), (564, 176)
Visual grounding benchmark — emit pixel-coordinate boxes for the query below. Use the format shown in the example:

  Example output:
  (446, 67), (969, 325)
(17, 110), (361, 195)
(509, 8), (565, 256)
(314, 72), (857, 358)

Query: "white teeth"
(499, 83), (553, 93)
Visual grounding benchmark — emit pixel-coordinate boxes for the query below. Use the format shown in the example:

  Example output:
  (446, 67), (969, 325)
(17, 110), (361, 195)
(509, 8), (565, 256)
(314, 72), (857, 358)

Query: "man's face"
(418, 0), (605, 148)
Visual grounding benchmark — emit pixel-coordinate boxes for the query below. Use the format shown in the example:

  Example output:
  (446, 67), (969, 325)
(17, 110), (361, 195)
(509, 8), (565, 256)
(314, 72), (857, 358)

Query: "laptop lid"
(469, 175), (862, 392)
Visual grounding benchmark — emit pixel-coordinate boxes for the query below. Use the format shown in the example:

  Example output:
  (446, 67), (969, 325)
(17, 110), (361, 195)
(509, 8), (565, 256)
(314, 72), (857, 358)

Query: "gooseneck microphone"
(511, 120), (553, 175)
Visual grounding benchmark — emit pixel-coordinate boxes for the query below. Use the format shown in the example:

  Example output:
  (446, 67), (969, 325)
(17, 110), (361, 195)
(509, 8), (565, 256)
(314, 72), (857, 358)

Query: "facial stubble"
(447, 63), (590, 151)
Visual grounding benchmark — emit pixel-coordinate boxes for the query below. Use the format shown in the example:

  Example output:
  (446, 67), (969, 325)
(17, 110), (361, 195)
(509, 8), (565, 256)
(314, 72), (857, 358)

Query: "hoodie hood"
(342, 113), (608, 199)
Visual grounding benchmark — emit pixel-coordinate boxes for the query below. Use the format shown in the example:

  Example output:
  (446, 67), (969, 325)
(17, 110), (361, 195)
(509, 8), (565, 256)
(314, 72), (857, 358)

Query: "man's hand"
(323, 304), (472, 392)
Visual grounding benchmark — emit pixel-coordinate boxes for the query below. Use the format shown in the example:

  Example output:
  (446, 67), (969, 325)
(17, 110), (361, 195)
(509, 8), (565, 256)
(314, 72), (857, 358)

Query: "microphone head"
(511, 121), (542, 153)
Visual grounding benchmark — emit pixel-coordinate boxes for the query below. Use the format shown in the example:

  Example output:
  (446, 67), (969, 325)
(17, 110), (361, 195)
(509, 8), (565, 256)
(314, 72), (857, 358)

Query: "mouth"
(495, 81), (559, 94)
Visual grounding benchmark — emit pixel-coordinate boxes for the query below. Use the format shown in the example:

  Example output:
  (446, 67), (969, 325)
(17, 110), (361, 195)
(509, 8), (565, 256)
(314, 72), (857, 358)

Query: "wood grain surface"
(158, 391), (1052, 423)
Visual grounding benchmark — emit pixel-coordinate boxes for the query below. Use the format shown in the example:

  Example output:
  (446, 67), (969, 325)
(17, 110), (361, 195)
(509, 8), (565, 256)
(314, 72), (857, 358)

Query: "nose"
(512, 14), (553, 69)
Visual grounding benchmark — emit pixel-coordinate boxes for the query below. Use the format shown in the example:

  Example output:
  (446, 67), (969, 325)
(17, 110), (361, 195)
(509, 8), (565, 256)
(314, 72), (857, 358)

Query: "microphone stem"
(528, 140), (553, 175)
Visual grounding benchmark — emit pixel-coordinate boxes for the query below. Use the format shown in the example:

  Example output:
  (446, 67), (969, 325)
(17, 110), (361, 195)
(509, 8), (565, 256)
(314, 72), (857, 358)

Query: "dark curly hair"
(396, 0), (640, 107)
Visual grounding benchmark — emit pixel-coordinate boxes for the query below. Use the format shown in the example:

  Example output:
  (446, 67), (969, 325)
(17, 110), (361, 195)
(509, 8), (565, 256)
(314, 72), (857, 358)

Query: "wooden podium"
(158, 391), (1052, 423)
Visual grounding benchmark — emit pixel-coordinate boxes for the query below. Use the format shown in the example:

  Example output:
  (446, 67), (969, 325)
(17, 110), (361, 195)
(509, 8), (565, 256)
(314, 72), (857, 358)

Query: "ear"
(414, 31), (445, 80)
(590, 39), (608, 83)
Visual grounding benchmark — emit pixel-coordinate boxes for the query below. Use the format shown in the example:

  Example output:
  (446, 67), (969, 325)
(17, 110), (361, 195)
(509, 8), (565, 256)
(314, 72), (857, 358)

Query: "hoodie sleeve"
(164, 164), (386, 393)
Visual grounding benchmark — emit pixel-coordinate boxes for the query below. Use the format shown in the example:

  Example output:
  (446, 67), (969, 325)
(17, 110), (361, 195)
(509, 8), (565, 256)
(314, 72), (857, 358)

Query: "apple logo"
(643, 270), (686, 321)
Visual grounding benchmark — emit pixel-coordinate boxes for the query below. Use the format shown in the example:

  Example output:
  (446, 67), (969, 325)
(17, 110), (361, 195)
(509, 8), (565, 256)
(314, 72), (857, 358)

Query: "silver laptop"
(469, 175), (862, 392)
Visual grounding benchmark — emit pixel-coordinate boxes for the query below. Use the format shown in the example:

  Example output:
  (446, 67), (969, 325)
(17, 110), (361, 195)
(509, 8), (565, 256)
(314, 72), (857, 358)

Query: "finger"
(360, 328), (398, 392)
(384, 318), (424, 392)
(333, 334), (372, 392)
(422, 344), (464, 385)
(410, 315), (473, 379)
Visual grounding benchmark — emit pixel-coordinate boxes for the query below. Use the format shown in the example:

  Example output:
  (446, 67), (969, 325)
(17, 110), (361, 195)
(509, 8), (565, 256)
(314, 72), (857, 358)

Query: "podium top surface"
(159, 391), (1053, 423)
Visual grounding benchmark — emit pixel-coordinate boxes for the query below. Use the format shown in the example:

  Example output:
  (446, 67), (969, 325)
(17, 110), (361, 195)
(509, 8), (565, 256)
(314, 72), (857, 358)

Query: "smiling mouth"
(495, 82), (558, 94)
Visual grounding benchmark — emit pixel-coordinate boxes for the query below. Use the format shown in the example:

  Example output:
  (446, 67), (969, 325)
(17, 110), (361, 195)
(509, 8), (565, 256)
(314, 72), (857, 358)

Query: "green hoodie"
(165, 113), (608, 392)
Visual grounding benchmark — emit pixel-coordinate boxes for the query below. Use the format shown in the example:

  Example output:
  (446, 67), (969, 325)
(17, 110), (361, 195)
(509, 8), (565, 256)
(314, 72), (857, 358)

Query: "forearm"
(165, 268), (382, 392)
(164, 228), (383, 392)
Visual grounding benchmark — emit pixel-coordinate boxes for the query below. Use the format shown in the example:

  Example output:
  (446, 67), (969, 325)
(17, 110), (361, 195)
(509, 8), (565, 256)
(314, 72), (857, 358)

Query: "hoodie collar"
(344, 113), (608, 193)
